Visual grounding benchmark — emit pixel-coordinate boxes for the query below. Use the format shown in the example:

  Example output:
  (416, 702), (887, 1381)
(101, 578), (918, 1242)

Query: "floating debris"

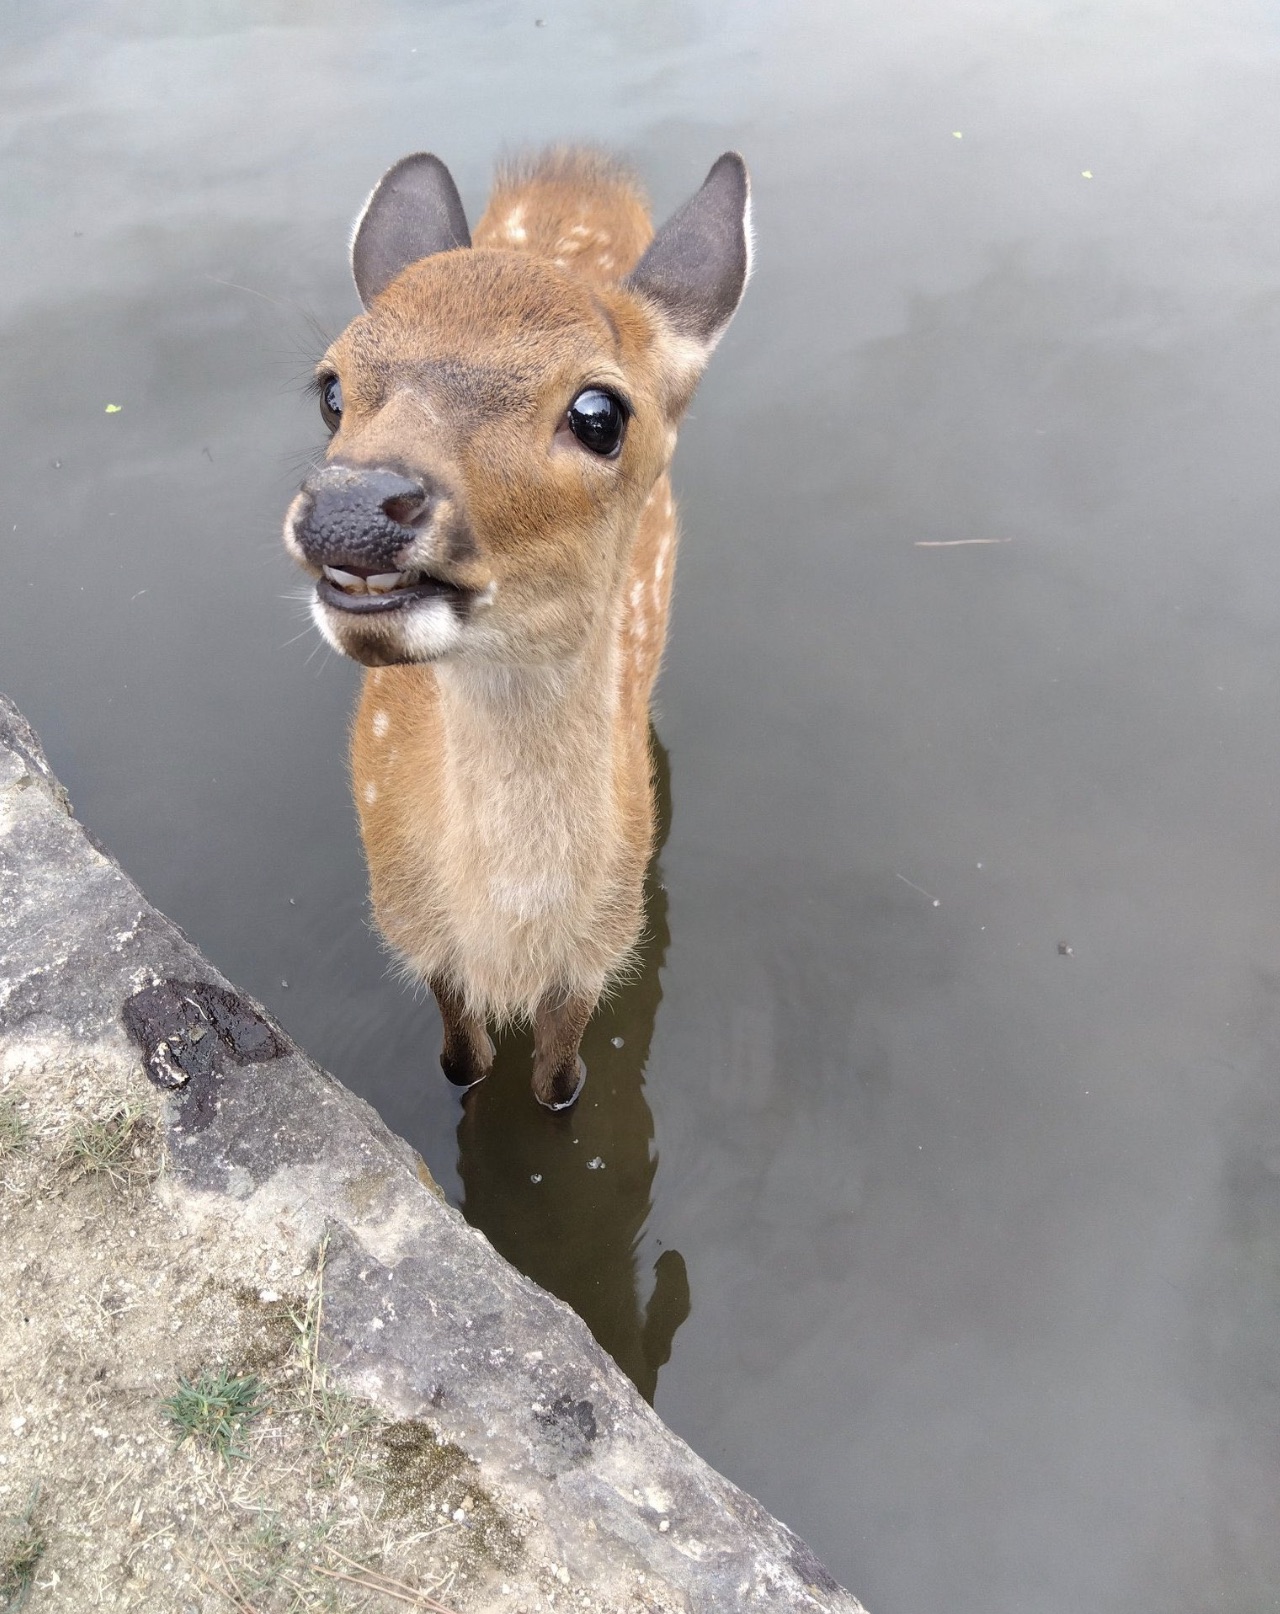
(104, 404), (122, 414)
(895, 872), (941, 907)
(586, 1157), (605, 1171)
(530, 1173), (542, 1184)
(610, 1036), (624, 1048)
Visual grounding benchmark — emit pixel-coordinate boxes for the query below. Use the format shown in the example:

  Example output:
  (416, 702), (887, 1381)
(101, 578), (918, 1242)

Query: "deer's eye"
(319, 374), (343, 432)
(566, 388), (627, 457)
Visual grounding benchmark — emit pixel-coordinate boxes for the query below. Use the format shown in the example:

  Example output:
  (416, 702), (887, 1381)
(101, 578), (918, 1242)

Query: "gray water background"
(5, 1), (1280, 1607)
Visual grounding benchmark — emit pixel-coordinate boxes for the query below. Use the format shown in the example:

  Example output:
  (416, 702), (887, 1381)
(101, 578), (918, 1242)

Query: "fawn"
(283, 148), (750, 1108)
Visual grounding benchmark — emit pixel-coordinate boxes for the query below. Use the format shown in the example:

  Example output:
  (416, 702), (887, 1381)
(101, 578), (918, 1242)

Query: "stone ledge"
(0, 691), (866, 1612)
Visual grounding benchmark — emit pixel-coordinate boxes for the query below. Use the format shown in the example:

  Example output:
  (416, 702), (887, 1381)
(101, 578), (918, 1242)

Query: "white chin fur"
(400, 597), (465, 660)
(309, 593), (346, 652)
(310, 592), (464, 662)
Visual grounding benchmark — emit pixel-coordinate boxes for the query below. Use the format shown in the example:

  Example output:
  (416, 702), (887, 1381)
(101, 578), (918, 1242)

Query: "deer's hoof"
(441, 1053), (491, 1092)
(535, 1056), (587, 1112)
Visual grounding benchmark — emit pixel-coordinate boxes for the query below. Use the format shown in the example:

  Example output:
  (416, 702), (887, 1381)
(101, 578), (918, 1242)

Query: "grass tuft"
(0, 1098), (28, 1162)
(161, 1368), (264, 1462)
(65, 1102), (153, 1188)
(0, 1485), (46, 1611)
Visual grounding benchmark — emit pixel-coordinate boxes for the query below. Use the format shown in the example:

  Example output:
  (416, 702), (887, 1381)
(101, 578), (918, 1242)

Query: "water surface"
(5, 2), (1280, 1608)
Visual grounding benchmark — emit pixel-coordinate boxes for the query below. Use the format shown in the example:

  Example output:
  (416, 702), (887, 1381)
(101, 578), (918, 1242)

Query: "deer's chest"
(353, 669), (641, 1011)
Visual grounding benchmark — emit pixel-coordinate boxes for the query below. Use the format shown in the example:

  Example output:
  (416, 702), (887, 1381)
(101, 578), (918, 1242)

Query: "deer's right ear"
(625, 152), (752, 369)
(351, 153), (471, 308)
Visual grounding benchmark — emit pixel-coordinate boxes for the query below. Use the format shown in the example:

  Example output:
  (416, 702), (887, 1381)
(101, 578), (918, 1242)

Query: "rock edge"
(0, 692), (866, 1613)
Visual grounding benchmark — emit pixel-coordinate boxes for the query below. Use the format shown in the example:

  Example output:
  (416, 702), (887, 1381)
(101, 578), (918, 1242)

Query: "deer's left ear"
(625, 152), (751, 366)
(351, 153), (471, 309)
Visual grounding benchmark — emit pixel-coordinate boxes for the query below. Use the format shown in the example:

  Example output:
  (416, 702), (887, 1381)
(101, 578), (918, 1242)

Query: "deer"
(282, 147), (751, 1110)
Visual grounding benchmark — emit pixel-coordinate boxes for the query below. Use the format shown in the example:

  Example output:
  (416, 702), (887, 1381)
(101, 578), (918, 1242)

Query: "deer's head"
(283, 152), (750, 670)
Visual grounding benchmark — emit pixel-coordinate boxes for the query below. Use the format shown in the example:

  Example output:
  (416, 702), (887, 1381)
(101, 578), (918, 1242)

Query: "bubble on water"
(610, 1036), (624, 1048)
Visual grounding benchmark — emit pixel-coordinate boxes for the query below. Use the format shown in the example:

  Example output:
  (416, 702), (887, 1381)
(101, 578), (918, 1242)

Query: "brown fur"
(290, 150), (740, 1106)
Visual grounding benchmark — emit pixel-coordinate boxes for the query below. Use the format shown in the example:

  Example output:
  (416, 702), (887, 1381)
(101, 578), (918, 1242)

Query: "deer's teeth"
(324, 566), (367, 593)
(366, 571), (409, 593)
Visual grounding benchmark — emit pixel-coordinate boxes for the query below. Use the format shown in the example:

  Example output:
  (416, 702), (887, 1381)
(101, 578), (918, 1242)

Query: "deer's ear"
(626, 152), (751, 363)
(351, 153), (471, 308)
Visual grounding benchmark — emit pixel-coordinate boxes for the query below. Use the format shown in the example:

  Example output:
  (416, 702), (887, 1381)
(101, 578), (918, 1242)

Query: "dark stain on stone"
(536, 1393), (598, 1462)
(196, 984), (286, 1061)
(380, 1419), (470, 1515)
(122, 979), (288, 1127)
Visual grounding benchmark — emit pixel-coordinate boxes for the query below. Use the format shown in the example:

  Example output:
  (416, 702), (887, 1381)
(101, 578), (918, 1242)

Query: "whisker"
(205, 273), (298, 311)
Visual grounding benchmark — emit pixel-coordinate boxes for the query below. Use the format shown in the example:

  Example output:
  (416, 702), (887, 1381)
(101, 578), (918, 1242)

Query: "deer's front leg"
(532, 992), (595, 1110)
(433, 978), (495, 1091)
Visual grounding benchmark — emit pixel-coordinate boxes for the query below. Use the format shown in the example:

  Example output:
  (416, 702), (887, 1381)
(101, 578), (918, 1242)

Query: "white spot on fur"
(504, 205), (528, 243)
(629, 579), (644, 609)
(372, 709), (390, 739)
(598, 254), (615, 272)
(364, 781), (378, 805)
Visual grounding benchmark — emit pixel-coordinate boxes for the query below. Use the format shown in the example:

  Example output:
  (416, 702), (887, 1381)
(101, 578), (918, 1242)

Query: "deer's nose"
(294, 465), (430, 570)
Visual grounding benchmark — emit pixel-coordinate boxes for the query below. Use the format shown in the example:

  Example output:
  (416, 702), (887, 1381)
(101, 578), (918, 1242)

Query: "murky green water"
(7, 1), (1280, 1606)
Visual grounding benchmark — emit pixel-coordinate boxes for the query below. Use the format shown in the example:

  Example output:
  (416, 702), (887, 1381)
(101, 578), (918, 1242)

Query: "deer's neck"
(432, 617), (626, 924)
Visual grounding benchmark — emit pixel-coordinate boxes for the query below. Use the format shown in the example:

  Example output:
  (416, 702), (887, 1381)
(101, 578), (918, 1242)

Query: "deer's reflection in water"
(454, 739), (689, 1403)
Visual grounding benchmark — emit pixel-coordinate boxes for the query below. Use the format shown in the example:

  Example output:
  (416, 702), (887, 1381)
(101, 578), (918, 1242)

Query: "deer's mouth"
(316, 564), (469, 614)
